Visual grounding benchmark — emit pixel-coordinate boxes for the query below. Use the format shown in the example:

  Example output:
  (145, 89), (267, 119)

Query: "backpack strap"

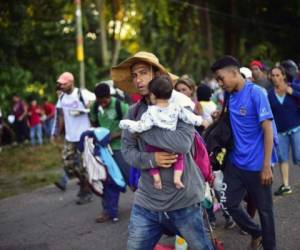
(221, 91), (230, 115)
(115, 99), (123, 121)
(78, 88), (87, 108)
(92, 102), (100, 127)
(59, 89), (86, 109)
(59, 93), (64, 101)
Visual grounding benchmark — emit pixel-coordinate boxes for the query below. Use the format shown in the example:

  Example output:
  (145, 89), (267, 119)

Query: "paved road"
(1, 164), (300, 250)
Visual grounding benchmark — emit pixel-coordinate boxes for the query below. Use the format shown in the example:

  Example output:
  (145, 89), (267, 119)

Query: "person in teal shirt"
(90, 83), (130, 223)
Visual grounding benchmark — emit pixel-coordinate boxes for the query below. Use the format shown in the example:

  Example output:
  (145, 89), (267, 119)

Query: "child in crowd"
(27, 96), (43, 145)
(196, 84), (217, 124)
(120, 75), (208, 189)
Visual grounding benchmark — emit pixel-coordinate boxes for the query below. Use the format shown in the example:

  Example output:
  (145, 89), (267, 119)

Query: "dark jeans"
(102, 176), (120, 218)
(14, 120), (29, 143)
(221, 162), (276, 250)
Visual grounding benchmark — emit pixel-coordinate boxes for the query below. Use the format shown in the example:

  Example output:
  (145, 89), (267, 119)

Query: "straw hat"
(111, 51), (178, 94)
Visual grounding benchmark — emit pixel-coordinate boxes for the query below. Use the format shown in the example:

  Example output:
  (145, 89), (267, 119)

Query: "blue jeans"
(44, 118), (54, 138)
(30, 124), (43, 145)
(277, 129), (300, 165)
(102, 176), (121, 218)
(127, 203), (213, 250)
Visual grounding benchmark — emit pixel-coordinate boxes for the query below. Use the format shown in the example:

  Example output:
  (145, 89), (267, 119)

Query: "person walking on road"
(52, 72), (95, 205)
(211, 56), (278, 250)
(268, 66), (300, 196)
(249, 60), (272, 90)
(89, 82), (130, 223)
(112, 51), (213, 250)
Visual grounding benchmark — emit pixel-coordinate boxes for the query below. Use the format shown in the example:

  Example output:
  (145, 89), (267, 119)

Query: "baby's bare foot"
(174, 180), (185, 189)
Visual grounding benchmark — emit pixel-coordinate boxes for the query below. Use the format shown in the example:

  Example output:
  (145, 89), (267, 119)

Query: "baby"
(119, 75), (208, 189)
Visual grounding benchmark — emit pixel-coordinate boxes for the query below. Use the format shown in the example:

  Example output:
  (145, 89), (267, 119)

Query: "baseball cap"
(57, 72), (74, 84)
(240, 67), (253, 79)
(249, 60), (264, 70)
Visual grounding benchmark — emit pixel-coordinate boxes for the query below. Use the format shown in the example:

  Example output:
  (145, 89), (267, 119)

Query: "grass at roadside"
(0, 142), (62, 199)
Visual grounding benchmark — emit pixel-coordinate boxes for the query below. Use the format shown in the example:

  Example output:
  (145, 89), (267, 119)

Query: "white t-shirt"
(56, 88), (95, 142)
(120, 102), (203, 133)
(169, 90), (195, 110)
(200, 101), (217, 123)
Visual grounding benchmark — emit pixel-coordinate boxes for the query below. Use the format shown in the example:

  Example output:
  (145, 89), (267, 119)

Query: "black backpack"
(203, 93), (233, 171)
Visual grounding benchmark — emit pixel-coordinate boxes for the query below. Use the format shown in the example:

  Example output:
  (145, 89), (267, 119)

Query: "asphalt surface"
(1, 164), (300, 250)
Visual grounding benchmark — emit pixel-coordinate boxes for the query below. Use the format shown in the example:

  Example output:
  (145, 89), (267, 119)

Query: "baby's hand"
(119, 120), (130, 129)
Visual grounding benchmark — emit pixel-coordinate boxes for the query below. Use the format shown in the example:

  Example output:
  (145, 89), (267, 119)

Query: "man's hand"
(260, 164), (273, 186)
(154, 152), (178, 168)
(211, 110), (221, 121)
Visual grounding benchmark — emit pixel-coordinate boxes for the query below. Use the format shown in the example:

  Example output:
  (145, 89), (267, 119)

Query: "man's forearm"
(121, 129), (156, 170)
(262, 120), (273, 167)
(141, 120), (195, 153)
(111, 131), (122, 140)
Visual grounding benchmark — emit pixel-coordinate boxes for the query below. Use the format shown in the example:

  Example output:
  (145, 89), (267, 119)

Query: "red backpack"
(193, 132), (213, 183)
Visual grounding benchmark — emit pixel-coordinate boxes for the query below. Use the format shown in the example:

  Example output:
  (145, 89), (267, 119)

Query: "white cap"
(240, 67), (253, 79)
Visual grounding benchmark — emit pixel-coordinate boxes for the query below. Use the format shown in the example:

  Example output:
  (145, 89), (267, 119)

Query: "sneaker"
(274, 185), (292, 196)
(239, 228), (248, 235)
(112, 217), (119, 223)
(76, 193), (93, 205)
(224, 217), (236, 229)
(54, 180), (66, 191)
(249, 236), (262, 250)
(95, 214), (110, 223)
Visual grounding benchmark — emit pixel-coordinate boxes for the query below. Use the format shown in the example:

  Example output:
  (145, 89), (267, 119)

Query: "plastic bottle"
(175, 235), (188, 250)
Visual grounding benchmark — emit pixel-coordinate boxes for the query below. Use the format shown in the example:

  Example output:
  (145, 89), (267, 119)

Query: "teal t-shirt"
(90, 97), (128, 150)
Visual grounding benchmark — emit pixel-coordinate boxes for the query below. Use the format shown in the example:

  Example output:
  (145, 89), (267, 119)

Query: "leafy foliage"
(0, 0), (300, 115)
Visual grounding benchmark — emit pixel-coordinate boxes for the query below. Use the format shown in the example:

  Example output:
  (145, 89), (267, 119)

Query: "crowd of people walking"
(1, 51), (300, 250)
